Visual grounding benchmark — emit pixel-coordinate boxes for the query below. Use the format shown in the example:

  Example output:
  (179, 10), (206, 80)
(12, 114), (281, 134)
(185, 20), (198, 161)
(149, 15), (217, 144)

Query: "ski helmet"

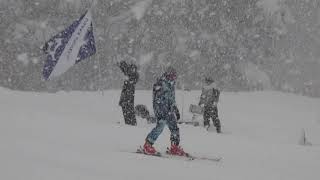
(165, 66), (177, 81)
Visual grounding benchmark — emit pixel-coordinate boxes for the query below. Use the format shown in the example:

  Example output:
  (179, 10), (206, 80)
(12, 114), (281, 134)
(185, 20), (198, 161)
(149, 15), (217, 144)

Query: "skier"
(142, 67), (185, 156)
(199, 77), (221, 133)
(118, 61), (139, 126)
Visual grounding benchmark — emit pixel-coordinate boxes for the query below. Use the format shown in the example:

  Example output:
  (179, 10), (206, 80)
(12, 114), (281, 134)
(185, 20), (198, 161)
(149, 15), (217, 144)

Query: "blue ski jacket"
(152, 75), (177, 120)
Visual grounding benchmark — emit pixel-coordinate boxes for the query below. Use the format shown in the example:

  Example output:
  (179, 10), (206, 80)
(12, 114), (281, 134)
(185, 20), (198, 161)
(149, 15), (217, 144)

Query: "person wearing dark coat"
(199, 77), (221, 133)
(118, 61), (139, 126)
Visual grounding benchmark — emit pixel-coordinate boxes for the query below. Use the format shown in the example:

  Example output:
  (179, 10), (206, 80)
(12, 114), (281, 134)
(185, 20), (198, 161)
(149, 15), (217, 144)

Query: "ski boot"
(143, 140), (157, 155)
(168, 144), (187, 156)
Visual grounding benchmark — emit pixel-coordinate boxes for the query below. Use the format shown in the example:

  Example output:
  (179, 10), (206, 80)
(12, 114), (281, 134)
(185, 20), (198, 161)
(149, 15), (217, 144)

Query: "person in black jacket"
(118, 61), (139, 126)
(199, 77), (221, 133)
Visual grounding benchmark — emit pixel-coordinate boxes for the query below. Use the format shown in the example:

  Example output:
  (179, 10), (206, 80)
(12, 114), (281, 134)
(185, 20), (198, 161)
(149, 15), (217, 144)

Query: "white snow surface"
(1, 88), (320, 180)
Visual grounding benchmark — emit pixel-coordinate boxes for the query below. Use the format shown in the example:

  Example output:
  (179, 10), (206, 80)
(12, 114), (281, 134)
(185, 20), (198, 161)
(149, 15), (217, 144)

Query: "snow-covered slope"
(1, 88), (320, 180)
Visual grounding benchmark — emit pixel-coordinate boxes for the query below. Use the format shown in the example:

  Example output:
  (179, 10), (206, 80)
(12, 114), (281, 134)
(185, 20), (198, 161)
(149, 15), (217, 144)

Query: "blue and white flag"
(42, 10), (96, 80)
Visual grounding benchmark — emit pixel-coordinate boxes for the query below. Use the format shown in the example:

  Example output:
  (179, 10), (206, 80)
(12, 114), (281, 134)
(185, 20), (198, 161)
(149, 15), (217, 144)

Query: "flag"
(42, 10), (96, 80)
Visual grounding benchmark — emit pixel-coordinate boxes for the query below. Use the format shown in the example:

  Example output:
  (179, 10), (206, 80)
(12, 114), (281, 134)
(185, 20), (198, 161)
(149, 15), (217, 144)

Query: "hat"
(165, 66), (177, 80)
(205, 77), (214, 84)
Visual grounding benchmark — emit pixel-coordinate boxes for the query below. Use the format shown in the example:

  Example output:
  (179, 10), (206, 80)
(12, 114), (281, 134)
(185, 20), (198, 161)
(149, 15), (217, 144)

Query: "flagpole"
(88, 0), (103, 95)
(98, 54), (104, 95)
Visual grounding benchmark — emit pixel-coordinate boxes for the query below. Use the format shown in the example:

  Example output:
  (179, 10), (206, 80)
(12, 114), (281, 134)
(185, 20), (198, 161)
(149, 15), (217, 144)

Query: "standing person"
(118, 61), (139, 126)
(199, 77), (221, 133)
(142, 67), (185, 156)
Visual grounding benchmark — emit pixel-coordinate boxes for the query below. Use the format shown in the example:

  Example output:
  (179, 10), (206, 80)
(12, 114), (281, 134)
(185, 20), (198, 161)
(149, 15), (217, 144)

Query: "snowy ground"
(1, 88), (320, 180)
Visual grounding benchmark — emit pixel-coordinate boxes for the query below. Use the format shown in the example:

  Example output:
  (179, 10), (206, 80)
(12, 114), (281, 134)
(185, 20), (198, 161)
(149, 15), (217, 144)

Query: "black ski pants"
(121, 103), (137, 126)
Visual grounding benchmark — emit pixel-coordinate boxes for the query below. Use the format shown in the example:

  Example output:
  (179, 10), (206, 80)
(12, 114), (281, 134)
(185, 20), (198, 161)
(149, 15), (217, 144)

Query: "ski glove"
(176, 111), (180, 121)
(173, 105), (180, 121)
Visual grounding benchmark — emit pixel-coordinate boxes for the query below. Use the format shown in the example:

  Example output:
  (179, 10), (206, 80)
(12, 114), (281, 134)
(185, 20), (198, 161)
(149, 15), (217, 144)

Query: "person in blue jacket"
(142, 67), (186, 156)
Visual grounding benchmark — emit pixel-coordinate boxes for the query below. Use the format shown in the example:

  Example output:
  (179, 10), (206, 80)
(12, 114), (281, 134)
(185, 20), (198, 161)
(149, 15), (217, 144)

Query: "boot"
(204, 120), (210, 129)
(216, 125), (221, 133)
(169, 143), (186, 156)
(214, 118), (221, 133)
(143, 140), (156, 155)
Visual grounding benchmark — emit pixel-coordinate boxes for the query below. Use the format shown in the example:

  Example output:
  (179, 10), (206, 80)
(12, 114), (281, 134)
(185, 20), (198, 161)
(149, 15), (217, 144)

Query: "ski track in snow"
(1, 88), (320, 180)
